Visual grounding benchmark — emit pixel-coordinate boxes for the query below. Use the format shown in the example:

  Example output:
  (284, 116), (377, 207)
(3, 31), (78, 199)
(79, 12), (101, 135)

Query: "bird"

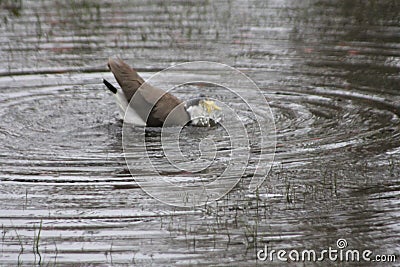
(103, 58), (221, 127)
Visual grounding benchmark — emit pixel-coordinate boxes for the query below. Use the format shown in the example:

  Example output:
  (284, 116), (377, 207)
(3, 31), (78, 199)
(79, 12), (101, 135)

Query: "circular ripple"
(270, 86), (400, 167)
(0, 72), (399, 187)
(0, 73), (123, 182)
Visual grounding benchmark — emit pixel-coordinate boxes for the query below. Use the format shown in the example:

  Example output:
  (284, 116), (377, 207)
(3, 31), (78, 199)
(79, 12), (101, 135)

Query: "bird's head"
(185, 97), (222, 127)
(200, 99), (222, 114)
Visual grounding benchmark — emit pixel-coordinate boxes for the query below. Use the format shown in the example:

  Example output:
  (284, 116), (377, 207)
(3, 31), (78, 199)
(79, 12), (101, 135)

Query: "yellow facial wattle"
(201, 100), (222, 114)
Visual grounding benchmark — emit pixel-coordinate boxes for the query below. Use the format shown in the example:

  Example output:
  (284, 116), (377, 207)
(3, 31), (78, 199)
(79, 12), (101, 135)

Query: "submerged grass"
(33, 219), (42, 265)
(14, 228), (23, 266)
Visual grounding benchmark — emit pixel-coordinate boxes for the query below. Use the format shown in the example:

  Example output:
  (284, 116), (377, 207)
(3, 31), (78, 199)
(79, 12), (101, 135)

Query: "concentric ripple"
(1, 71), (397, 185)
(269, 86), (400, 168)
(0, 73), (125, 183)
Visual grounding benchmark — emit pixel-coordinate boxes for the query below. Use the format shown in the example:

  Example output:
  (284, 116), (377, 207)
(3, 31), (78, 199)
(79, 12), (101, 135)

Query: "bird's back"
(107, 58), (190, 127)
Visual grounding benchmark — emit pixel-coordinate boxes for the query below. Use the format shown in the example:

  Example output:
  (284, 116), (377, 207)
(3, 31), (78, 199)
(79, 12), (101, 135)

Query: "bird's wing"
(108, 57), (189, 126)
(108, 57), (144, 102)
(135, 82), (190, 126)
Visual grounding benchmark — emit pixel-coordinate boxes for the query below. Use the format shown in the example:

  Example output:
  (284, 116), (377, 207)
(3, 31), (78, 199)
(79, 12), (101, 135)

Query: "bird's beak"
(202, 100), (222, 113)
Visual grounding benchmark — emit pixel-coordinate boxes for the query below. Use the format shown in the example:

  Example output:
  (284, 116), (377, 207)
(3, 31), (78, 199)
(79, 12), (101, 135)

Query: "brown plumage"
(106, 58), (190, 127)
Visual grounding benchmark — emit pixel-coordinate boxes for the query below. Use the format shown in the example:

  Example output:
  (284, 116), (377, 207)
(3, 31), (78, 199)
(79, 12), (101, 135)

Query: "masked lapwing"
(103, 58), (221, 127)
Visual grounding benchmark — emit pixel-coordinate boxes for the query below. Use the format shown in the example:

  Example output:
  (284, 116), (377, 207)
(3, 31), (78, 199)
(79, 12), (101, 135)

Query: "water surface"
(0, 0), (399, 265)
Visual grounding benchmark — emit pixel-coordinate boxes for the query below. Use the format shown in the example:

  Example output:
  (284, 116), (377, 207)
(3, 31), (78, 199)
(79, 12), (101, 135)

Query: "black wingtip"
(103, 79), (117, 94)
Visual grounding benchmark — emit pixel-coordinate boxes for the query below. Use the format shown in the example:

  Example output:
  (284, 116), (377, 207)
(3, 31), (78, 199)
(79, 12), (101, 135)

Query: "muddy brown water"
(0, 0), (399, 266)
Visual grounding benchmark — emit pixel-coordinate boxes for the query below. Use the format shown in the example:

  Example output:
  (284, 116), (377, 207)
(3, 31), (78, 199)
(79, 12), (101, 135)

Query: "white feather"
(114, 90), (146, 126)
(186, 105), (209, 126)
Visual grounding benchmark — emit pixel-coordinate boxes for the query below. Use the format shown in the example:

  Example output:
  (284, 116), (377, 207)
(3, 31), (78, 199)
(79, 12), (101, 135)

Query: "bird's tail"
(103, 79), (117, 94)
